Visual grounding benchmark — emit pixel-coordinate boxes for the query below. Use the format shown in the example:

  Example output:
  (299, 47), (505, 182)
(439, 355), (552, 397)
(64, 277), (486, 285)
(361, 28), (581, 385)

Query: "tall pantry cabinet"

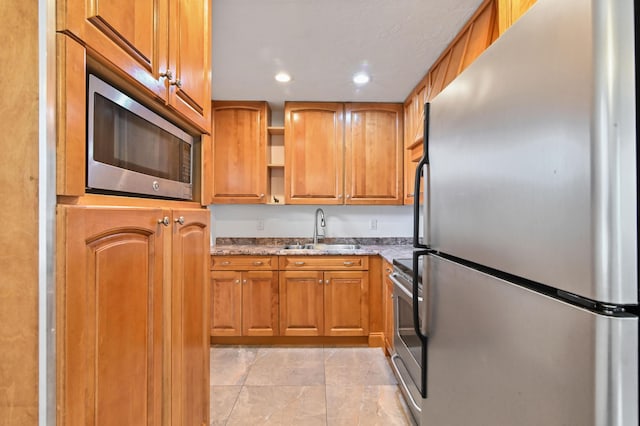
(55, 0), (212, 424)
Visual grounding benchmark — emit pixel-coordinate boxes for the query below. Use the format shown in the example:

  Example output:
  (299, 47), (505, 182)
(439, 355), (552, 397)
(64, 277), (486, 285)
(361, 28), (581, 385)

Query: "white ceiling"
(211, 0), (485, 111)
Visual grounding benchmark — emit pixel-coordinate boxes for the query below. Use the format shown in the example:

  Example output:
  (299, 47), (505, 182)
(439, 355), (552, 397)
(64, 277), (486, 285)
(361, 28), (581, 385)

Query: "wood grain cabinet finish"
(285, 101), (404, 205)
(57, 0), (211, 132)
(170, 209), (210, 426)
(210, 256), (279, 336)
(284, 102), (345, 204)
(279, 256), (369, 337)
(211, 101), (268, 203)
(345, 103), (404, 205)
(57, 206), (209, 426)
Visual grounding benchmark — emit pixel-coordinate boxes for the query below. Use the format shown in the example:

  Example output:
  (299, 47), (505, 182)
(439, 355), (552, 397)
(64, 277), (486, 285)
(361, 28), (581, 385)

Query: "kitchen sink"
(281, 243), (361, 250)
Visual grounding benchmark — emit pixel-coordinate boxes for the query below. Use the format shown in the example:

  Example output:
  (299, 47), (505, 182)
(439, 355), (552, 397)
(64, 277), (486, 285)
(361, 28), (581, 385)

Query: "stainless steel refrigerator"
(414, 0), (638, 424)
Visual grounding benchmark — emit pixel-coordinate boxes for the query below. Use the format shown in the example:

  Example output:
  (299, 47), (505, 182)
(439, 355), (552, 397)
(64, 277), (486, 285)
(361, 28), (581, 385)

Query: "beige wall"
(0, 0), (40, 424)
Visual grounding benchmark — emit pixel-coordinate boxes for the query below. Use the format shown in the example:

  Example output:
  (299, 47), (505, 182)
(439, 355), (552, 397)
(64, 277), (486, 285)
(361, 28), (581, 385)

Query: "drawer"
(279, 255), (369, 271)
(211, 255), (278, 271)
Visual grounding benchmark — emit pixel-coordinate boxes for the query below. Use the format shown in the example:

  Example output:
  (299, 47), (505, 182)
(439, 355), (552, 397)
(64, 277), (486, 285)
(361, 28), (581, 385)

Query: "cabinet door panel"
(59, 0), (167, 98)
(210, 271), (242, 336)
(345, 104), (403, 204)
(285, 102), (344, 204)
(61, 206), (164, 426)
(279, 271), (324, 336)
(168, 0), (212, 131)
(171, 209), (210, 426)
(211, 102), (267, 203)
(243, 271), (279, 336)
(324, 271), (369, 336)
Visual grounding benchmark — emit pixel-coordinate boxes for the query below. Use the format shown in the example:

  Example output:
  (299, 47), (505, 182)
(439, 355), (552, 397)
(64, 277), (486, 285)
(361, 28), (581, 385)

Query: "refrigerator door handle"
(413, 103), (431, 249)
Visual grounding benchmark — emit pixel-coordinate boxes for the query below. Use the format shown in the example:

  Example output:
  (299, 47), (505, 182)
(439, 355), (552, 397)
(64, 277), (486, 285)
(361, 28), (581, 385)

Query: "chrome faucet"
(313, 208), (326, 245)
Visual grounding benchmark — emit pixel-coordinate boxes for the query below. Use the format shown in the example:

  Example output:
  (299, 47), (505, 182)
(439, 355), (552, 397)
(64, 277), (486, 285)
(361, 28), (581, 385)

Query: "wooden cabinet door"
(324, 271), (369, 336)
(58, 0), (168, 99)
(285, 102), (344, 204)
(211, 102), (267, 203)
(279, 271), (324, 336)
(345, 103), (403, 205)
(210, 271), (242, 336)
(242, 271), (279, 336)
(167, 0), (212, 131)
(59, 206), (165, 426)
(170, 209), (209, 426)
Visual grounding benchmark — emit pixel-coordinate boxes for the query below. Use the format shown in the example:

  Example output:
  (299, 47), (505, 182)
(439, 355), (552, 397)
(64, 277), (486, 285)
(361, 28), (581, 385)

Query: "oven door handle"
(390, 273), (423, 303)
(413, 250), (429, 399)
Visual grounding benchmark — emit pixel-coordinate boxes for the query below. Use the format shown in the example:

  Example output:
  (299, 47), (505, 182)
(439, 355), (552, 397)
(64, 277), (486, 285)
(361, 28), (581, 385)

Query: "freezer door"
(421, 255), (638, 425)
(428, 0), (637, 304)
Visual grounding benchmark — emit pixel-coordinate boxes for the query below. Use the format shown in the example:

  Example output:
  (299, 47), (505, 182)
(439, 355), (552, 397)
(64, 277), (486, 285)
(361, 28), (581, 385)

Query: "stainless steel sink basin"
(281, 243), (361, 250)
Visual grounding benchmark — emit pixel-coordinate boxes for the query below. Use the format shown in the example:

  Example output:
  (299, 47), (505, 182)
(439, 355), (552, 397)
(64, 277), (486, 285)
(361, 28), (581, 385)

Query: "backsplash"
(209, 204), (414, 241)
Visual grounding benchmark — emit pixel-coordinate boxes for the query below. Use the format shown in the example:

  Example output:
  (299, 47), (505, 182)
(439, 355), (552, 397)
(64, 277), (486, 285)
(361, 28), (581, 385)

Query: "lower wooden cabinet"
(279, 256), (369, 337)
(57, 205), (209, 426)
(210, 256), (279, 336)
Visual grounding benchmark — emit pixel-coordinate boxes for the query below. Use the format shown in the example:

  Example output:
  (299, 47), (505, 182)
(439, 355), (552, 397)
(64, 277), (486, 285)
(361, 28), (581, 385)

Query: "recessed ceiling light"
(275, 72), (292, 83)
(353, 72), (370, 85)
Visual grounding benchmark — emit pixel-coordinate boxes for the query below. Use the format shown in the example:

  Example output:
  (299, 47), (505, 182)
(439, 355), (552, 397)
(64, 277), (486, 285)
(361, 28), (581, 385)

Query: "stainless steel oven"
(389, 254), (428, 422)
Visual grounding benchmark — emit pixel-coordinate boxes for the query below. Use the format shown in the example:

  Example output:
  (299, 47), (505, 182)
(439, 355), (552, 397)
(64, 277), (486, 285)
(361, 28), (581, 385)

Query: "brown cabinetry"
(345, 103), (404, 205)
(279, 256), (369, 337)
(57, 205), (209, 426)
(57, 0), (211, 132)
(284, 102), (345, 204)
(210, 101), (269, 203)
(285, 102), (404, 205)
(210, 256), (279, 336)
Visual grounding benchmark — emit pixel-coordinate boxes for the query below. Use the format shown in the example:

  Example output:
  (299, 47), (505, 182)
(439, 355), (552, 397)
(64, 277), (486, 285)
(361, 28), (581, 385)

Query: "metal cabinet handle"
(318, 280), (323, 284)
(385, 268), (392, 274)
(160, 70), (173, 80)
(343, 261), (355, 266)
(408, 193), (415, 197)
(294, 261), (305, 266)
(337, 194), (343, 199)
(170, 79), (182, 89)
(259, 193), (265, 198)
(346, 195), (351, 199)
(174, 216), (185, 225)
(325, 280), (330, 285)
(234, 279), (240, 284)
(252, 261), (263, 266)
(242, 279), (247, 284)
(158, 216), (170, 226)
(221, 261), (231, 266)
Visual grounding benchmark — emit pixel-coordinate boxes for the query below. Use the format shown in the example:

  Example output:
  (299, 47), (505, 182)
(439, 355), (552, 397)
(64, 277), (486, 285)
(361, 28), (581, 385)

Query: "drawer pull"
(343, 261), (355, 266)
(221, 261), (231, 266)
(235, 280), (240, 284)
(252, 261), (264, 266)
(294, 261), (306, 266)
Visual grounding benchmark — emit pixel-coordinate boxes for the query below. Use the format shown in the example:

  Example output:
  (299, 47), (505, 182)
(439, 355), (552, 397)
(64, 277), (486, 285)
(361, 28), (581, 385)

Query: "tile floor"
(210, 346), (416, 426)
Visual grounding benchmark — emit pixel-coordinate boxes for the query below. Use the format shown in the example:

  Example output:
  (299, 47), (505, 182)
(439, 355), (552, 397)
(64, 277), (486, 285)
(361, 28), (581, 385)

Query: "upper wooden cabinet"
(210, 101), (269, 203)
(57, 0), (211, 132)
(498, 0), (537, 35)
(345, 103), (403, 205)
(285, 102), (345, 204)
(284, 102), (404, 205)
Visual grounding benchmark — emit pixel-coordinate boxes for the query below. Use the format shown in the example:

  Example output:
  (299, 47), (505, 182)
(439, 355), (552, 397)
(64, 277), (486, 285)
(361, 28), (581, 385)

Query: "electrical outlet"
(257, 219), (264, 231)
(369, 219), (377, 230)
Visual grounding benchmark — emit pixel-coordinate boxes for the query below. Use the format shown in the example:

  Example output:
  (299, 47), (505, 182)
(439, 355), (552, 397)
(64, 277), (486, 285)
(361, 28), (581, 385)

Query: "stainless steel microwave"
(87, 74), (193, 200)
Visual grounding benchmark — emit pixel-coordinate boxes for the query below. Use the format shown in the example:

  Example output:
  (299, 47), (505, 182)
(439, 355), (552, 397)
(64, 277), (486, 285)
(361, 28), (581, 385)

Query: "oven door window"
(93, 93), (191, 183)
